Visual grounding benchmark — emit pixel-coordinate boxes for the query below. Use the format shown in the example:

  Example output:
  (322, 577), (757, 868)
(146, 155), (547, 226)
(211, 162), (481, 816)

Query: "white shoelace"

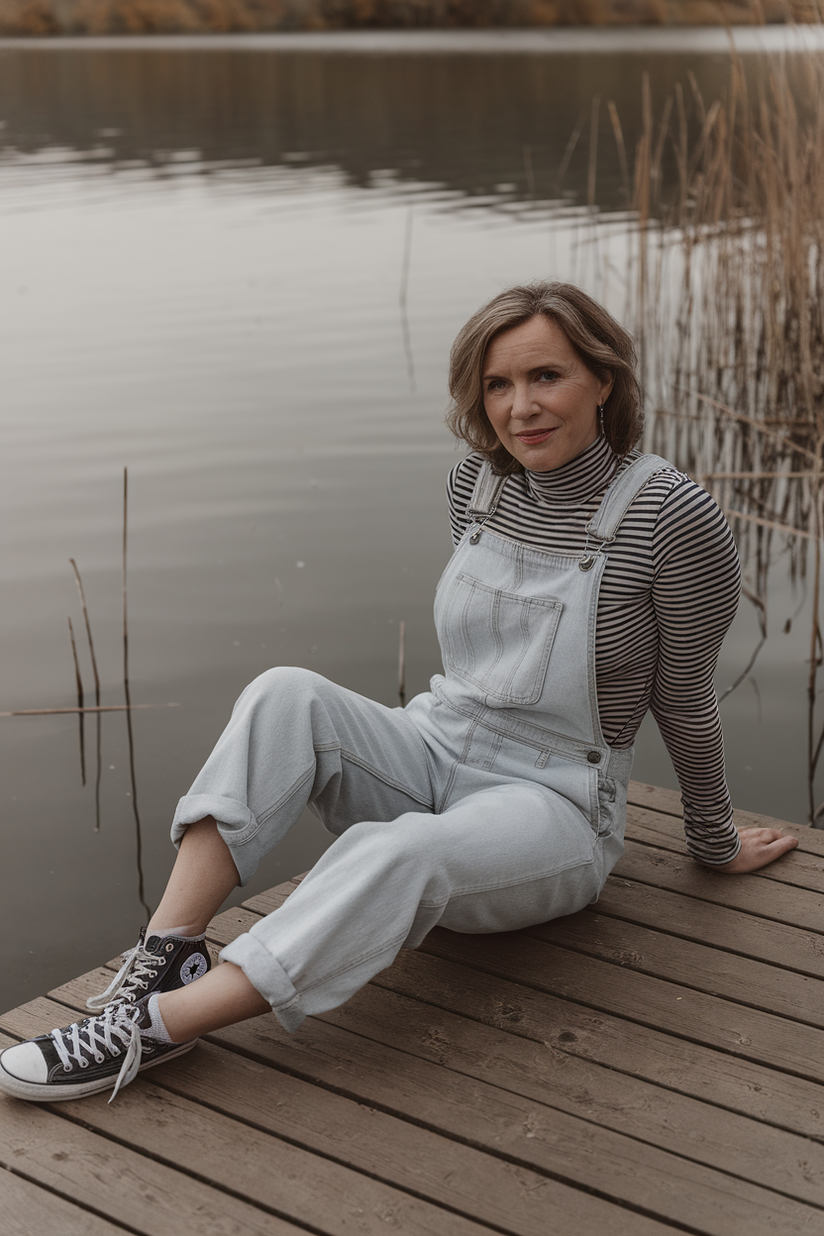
(86, 937), (164, 1012)
(51, 1004), (145, 1103)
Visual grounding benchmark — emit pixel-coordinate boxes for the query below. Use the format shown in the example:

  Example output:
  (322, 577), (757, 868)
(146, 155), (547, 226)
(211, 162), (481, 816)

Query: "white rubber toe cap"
(0, 1041), (50, 1084)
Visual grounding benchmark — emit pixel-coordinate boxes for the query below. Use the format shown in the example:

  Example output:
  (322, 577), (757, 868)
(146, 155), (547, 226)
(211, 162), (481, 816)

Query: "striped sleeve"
(650, 481), (742, 865)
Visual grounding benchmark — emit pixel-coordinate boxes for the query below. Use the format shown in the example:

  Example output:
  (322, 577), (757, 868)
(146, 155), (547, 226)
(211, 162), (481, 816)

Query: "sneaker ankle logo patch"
(180, 953), (209, 984)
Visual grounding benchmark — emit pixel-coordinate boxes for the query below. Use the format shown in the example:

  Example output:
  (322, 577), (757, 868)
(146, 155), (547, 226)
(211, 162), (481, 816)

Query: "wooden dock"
(3, 780), (824, 1235)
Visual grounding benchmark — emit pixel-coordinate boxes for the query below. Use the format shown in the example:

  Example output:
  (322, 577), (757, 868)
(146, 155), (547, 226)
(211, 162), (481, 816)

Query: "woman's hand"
(714, 826), (799, 874)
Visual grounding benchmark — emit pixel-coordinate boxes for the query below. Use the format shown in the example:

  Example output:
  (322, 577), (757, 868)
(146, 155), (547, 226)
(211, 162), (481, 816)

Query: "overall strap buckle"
(579, 453), (673, 571)
(467, 461), (508, 544)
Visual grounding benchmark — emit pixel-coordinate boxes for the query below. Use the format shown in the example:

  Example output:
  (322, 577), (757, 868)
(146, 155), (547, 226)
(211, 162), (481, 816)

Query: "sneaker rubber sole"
(0, 1037), (197, 1103)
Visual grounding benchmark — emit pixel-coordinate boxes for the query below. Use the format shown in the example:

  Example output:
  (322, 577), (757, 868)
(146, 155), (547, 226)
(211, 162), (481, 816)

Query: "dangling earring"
(597, 404), (605, 435)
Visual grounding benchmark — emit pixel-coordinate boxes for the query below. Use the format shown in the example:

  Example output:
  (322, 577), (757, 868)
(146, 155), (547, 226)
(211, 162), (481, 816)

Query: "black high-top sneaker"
(85, 929), (211, 1013)
(0, 996), (196, 1103)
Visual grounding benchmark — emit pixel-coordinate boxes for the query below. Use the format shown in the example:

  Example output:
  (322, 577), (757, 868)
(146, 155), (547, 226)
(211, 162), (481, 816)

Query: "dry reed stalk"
(587, 96), (600, 210)
(70, 555), (102, 826)
(68, 616), (87, 786)
(69, 558), (101, 706)
(120, 465), (150, 917)
(607, 101), (630, 204)
(617, 39), (824, 818)
(123, 466), (130, 703)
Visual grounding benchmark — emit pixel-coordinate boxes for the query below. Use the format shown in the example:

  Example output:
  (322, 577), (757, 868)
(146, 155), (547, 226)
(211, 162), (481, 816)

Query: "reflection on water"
(0, 41), (756, 212)
(1, 32), (820, 1011)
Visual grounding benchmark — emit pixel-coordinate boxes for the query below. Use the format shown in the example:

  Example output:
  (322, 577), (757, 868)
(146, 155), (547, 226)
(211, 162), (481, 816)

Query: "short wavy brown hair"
(446, 281), (644, 474)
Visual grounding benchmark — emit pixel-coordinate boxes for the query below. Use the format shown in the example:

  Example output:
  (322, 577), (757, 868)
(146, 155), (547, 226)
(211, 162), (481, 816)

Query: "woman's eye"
(538, 370), (558, 382)
(485, 379), (506, 392)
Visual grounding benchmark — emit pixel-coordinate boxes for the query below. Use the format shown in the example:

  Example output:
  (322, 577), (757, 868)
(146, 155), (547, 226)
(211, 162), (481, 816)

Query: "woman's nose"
(510, 382), (536, 420)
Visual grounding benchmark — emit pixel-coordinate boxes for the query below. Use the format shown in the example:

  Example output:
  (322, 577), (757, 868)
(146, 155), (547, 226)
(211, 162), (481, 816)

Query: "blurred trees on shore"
(0, 0), (816, 38)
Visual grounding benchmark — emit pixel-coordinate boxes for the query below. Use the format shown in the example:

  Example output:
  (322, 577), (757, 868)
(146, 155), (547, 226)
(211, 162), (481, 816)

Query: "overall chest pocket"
(440, 571), (564, 705)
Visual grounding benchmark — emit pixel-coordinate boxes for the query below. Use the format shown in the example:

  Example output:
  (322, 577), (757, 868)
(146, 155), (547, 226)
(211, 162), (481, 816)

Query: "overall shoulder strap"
(587, 454), (675, 543)
(466, 460), (508, 519)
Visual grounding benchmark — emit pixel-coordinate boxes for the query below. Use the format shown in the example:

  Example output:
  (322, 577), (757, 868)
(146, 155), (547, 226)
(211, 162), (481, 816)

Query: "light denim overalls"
(173, 453), (670, 1032)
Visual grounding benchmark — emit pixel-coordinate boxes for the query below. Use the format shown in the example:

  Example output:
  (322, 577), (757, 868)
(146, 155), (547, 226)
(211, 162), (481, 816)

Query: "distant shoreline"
(0, 0), (820, 40)
(0, 27), (822, 51)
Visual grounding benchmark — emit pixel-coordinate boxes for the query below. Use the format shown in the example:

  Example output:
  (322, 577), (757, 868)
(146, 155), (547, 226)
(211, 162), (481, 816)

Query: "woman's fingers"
(716, 826), (799, 874)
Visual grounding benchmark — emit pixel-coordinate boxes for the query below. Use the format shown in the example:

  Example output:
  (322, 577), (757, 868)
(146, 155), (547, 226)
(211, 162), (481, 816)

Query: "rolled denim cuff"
(220, 932), (305, 1033)
(171, 794), (265, 886)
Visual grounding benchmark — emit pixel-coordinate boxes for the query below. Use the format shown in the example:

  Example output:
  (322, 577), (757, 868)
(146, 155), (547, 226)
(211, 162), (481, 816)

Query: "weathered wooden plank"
(367, 945), (824, 1143)
(0, 1167), (132, 1236)
(614, 839), (824, 933)
(589, 871), (824, 979)
(242, 883), (299, 916)
(41, 969), (824, 1222)
(4, 987), (633, 1236)
(235, 880), (824, 1143)
(314, 971), (824, 1205)
(28, 972), (738, 1236)
(206, 1008), (824, 1234)
(189, 919), (824, 1236)
(626, 804), (824, 894)
(204, 901), (824, 1109)
(42, 906), (824, 1145)
(0, 1091), (294, 1236)
(627, 782), (824, 855)
(37, 945), (824, 1151)
(1, 999), (503, 1236)
(163, 1038), (628, 1236)
(525, 910), (823, 1027)
(418, 926), (824, 1084)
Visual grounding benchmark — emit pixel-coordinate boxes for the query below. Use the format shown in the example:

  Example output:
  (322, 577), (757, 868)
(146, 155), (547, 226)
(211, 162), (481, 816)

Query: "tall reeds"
(618, 47), (824, 820)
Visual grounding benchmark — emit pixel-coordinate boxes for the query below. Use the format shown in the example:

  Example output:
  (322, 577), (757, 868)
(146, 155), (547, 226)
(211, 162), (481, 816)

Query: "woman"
(0, 280), (798, 1103)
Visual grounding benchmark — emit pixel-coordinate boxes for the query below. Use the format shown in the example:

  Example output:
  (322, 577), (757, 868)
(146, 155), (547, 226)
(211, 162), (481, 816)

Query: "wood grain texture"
(373, 943), (824, 1140)
(627, 782), (824, 847)
(419, 926), (824, 1082)
(614, 840), (824, 935)
(0, 1002), (497, 1236)
(626, 802), (824, 893)
(0, 1094), (298, 1236)
(206, 1009), (824, 1234)
(5, 798), (824, 1235)
(0, 1168), (131, 1236)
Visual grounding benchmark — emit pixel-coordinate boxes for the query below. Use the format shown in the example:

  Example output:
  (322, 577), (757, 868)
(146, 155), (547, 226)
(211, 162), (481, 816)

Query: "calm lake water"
(1, 28), (819, 1011)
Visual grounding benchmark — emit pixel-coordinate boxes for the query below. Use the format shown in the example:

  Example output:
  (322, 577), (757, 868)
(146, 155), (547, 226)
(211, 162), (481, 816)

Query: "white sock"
(145, 994), (178, 1044)
(146, 926), (204, 942)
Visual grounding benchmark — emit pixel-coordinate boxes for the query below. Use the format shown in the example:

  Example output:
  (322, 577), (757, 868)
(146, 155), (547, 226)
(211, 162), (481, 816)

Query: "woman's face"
(482, 315), (613, 473)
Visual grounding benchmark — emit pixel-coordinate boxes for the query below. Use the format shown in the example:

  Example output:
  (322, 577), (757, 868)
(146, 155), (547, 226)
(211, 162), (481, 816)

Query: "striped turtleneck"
(446, 436), (742, 867)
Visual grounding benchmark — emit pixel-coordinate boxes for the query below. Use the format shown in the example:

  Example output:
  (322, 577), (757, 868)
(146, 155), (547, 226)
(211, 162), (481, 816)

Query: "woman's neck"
(524, 434), (619, 505)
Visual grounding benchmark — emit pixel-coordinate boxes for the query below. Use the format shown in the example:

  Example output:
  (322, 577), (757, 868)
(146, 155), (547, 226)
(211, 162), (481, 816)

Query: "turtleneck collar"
(524, 433), (620, 505)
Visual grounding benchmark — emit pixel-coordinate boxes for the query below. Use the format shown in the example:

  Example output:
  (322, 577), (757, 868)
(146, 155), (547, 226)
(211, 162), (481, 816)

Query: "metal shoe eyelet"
(63, 1065), (72, 1073)
(165, 942), (175, 953)
(158, 958), (166, 966)
(79, 1060), (89, 1069)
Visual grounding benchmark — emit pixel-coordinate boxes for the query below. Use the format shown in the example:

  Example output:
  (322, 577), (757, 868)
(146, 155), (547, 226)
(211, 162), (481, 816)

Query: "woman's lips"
(515, 428), (555, 444)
